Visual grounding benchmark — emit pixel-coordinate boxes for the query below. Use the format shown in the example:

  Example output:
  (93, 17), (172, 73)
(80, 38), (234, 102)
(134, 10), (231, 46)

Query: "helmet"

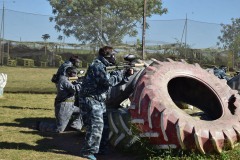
(69, 55), (81, 67)
(99, 46), (113, 57)
(99, 46), (116, 65)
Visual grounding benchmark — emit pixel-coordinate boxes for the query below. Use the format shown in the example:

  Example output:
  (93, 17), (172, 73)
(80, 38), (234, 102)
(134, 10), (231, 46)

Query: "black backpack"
(51, 74), (59, 83)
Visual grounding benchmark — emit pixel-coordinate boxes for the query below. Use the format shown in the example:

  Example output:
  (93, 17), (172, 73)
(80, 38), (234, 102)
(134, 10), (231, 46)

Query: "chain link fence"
(0, 9), (232, 68)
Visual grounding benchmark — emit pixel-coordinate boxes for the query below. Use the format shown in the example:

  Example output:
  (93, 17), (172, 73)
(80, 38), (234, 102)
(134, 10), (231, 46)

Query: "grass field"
(0, 93), (80, 160)
(1, 66), (240, 160)
(1, 66), (57, 93)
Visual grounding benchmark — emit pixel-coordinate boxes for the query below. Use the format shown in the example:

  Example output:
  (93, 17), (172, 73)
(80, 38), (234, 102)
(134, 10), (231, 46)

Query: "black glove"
(72, 81), (77, 85)
(125, 68), (134, 77)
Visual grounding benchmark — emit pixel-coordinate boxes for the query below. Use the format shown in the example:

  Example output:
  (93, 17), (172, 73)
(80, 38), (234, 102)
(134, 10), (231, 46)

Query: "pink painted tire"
(129, 59), (240, 154)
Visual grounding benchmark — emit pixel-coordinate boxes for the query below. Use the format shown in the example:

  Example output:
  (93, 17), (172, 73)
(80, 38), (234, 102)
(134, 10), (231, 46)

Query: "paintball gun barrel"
(69, 54), (145, 81)
(68, 76), (84, 82)
(68, 70), (85, 82)
(106, 54), (145, 71)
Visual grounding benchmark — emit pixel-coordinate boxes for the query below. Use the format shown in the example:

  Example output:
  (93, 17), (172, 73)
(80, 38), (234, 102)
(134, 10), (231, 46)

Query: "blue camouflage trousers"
(55, 101), (83, 132)
(38, 101), (82, 133)
(80, 97), (109, 154)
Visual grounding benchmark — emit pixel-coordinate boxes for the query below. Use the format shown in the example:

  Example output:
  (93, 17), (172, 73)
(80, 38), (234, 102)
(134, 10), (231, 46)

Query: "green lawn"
(1, 66), (57, 93)
(1, 66), (86, 94)
(0, 66), (135, 160)
(0, 67), (83, 159)
(0, 66), (240, 160)
(0, 93), (82, 160)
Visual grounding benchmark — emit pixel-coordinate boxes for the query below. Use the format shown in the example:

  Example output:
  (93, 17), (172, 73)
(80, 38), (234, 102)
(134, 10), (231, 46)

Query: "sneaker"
(81, 154), (96, 160)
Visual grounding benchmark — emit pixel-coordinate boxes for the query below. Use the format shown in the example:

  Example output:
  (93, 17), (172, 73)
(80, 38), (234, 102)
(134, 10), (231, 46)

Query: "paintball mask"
(73, 59), (81, 68)
(99, 46), (116, 65)
(104, 53), (116, 65)
(66, 67), (78, 77)
(69, 55), (81, 68)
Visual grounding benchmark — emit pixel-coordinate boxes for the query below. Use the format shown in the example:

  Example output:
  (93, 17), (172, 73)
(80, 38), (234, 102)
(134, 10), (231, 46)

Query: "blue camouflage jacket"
(55, 75), (76, 102)
(81, 55), (126, 101)
(56, 61), (73, 77)
(213, 68), (231, 81)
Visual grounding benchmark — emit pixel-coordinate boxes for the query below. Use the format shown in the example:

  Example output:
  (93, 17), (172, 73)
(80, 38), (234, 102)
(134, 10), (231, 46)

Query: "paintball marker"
(106, 54), (146, 72)
(68, 76), (84, 82)
(68, 70), (85, 82)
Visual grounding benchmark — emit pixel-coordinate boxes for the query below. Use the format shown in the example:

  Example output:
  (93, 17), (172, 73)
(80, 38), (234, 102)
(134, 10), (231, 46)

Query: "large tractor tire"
(106, 68), (145, 109)
(129, 59), (240, 154)
(108, 108), (139, 148)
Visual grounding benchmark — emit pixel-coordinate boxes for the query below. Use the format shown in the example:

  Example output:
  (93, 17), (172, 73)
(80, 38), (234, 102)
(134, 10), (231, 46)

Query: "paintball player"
(79, 46), (133, 160)
(37, 67), (83, 133)
(213, 65), (231, 81)
(51, 55), (81, 84)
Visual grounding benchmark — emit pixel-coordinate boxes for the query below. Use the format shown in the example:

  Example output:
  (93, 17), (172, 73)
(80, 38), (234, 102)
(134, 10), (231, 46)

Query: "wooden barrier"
(17, 58), (34, 67)
(7, 59), (17, 66)
(40, 61), (47, 67)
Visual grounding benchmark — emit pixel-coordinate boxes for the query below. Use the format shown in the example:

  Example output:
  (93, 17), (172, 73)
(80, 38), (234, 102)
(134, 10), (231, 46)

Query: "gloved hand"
(125, 68), (134, 77)
(72, 81), (77, 85)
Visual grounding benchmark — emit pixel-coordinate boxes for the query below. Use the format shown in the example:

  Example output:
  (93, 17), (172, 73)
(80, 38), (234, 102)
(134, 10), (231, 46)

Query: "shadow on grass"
(1, 105), (52, 111)
(0, 117), (53, 129)
(0, 117), (137, 160)
(0, 117), (83, 157)
(0, 133), (83, 156)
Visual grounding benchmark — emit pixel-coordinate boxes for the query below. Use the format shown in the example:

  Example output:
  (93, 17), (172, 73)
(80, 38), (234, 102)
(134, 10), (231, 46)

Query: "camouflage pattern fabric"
(52, 61), (73, 84)
(55, 75), (76, 102)
(213, 68), (231, 81)
(38, 101), (82, 133)
(80, 97), (105, 153)
(99, 112), (109, 153)
(56, 60), (73, 76)
(38, 75), (83, 133)
(54, 101), (82, 133)
(227, 73), (240, 90)
(80, 55), (128, 155)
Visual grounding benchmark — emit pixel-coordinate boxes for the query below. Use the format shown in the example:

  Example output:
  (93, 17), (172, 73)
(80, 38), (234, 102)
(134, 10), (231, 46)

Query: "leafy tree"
(217, 18), (240, 69)
(48, 0), (167, 45)
(218, 18), (240, 49)
(42, 34), (50, 41)
(57, 35), (64, 53)
(41, 34), (50, 56)
(57, 35), (63, 41)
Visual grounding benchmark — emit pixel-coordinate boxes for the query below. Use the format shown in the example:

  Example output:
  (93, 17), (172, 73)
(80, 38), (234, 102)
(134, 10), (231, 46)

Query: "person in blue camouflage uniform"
(213, 65), (231, 81)
(52, 55), (81, 84)
(37, 67), (83, 133)
(79, 46), (133, 160)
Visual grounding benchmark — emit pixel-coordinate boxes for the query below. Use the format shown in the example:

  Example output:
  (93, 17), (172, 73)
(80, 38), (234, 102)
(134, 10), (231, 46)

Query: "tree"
(217, 18), (240, 69)
(57, 35), (63, 42)
(57, 35), (64, 53)
(218, 18), (240, 50)
(48, 0), (167, 46)
(41, 34), (50, 56)
(42, 34), (50, 41)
